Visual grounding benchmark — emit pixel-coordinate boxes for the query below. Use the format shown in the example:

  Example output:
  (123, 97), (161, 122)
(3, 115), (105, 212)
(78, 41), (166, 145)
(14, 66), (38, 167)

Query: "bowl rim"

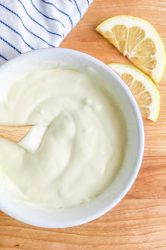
(0, 48), (144, 228)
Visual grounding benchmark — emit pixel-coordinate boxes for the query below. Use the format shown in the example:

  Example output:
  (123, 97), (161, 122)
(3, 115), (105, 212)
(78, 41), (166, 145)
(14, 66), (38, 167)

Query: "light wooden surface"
(0, 0), (166, 249)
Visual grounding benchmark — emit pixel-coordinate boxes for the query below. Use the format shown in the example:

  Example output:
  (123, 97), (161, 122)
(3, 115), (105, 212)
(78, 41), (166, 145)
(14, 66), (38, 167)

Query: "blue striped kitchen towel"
(0, 0), (93, 64)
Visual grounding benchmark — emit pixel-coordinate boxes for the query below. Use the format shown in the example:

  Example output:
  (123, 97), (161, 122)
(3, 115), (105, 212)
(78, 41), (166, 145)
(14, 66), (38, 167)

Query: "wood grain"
(0, 0), (166, 249)
(0, 126), (32, 143)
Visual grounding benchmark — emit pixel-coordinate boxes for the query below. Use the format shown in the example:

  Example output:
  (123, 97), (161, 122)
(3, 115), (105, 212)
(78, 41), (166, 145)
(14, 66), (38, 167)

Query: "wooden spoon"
(0, 124), (48, 152)
(0, 125), (32, 143)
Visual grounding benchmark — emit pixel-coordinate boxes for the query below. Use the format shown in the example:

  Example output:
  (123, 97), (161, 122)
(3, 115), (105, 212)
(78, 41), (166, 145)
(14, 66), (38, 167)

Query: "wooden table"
(0, 0), (166, 249)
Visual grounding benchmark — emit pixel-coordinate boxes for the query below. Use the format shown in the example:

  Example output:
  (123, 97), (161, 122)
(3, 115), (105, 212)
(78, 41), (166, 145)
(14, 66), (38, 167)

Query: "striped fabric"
(0, 0), (93, 64)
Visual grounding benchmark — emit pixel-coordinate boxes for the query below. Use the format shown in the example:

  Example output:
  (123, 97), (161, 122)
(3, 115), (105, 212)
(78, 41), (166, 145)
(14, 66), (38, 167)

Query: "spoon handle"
(0, 125), (32, 143)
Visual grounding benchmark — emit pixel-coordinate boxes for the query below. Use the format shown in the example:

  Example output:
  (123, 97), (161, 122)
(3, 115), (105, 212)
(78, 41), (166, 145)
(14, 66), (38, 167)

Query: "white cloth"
(0, 0), (92, 64)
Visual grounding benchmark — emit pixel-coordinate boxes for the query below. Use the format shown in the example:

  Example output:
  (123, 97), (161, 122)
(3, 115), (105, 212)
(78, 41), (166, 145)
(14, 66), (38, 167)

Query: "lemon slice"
(97, 15), (166, 83)
(109, 63), (160, 121)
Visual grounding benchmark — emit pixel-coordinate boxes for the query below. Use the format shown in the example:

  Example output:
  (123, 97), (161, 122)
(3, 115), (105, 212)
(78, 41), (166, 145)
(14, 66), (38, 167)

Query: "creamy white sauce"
(0, 67), (126, 208)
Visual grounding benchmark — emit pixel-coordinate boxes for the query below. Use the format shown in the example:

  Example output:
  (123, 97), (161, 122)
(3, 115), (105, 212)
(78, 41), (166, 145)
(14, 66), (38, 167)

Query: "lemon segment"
(97, 15), (166, 83)
(109, 63), (160, 121)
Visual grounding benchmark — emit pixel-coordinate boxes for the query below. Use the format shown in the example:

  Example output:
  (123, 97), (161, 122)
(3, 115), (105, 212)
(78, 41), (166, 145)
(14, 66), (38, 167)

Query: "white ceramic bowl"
(0, 48), (144, 228)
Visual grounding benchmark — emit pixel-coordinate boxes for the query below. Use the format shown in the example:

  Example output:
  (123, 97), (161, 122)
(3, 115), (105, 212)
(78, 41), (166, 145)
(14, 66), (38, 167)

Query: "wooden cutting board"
(0, 0), (166, 249)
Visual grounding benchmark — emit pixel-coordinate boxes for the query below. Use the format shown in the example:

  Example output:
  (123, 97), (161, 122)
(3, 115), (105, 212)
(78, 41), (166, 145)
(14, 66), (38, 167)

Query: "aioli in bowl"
(0, 66), (126, 209)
